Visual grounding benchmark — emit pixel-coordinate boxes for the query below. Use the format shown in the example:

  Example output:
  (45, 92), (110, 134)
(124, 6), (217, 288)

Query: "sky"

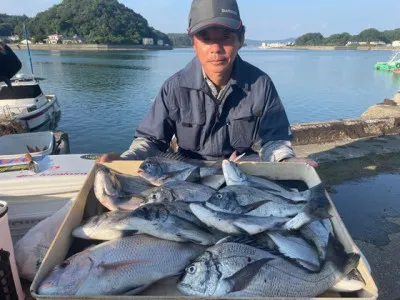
(1, 0), (400, 40)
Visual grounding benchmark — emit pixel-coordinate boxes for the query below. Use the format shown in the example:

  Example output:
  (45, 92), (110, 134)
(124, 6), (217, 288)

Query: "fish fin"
(303, 185), (332, 220)
(115, 196), (144, 211)
(234, 217), (289, 235)
(224, 258), (273, 293)
(241, 200), (272, 213)
(120, 285), (149, 295)
(157, 149), (189, 161)
(173, 216), (213, 244)
(98, 259), (151, 272)
(217, 235), (276, 252)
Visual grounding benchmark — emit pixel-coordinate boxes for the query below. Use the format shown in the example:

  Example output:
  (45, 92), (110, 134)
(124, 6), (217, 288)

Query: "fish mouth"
(177, 282), (195, 295)
(222, 160), (243, 182)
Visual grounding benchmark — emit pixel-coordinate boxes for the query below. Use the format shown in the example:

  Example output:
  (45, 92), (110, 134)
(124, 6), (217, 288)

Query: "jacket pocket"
(228, 108), (257, 152)
(175, 109), (206, 152)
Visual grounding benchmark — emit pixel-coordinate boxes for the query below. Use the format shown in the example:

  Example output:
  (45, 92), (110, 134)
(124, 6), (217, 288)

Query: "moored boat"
(375, 51), (400, 70)
(0, 74), (61, 131)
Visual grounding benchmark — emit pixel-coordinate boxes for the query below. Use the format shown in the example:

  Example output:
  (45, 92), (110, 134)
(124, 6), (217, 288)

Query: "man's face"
(193, 27), (243, 77)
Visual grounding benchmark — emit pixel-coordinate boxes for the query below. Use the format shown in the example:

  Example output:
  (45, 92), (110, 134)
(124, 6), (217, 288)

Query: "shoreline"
(9, 43), (400, 52)
(9, 43), (173, 51)
(246, 45), (400, 51)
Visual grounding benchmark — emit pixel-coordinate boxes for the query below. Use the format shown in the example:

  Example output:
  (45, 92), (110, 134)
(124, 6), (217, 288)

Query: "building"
(62, 35), (84, 44)
(19, 39), (32, 45)
(46, 34), (63, 44)
(142, 38), (154, 45)
(370, 41), (386, 46)
(157, 40), (164, 46)
(393, 41), (400, 47)
(9, 35), (19, 42)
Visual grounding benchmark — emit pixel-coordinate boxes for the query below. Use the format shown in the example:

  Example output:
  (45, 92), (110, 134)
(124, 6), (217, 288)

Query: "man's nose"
(208, 41), (224, 53)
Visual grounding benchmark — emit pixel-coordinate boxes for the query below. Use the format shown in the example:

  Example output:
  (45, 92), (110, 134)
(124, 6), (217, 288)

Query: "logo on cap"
(221, 9), (238, 15)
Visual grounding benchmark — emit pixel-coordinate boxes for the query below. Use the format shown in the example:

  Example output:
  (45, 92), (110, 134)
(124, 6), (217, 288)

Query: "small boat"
(0, 131), (54, 160)
(0, 74), (61, 131)
(375, 51), (400, 70)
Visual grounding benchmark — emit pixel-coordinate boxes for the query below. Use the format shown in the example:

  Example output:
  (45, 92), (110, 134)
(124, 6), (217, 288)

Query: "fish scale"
(38, 235), (206, 296)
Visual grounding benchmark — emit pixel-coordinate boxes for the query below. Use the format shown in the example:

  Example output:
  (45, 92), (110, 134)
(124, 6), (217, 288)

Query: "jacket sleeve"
(253, 78), (294, 157)
(259, 140), (295, 162)
(121, 81), (176, 160)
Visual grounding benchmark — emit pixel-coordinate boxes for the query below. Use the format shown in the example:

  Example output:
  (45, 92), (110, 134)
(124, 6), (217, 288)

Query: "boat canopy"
(0, 83), (43, 100)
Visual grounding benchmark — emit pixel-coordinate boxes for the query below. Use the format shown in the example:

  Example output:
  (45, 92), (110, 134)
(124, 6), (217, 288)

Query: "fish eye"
(216, 194), (223, 199)
(59, 261), (70, 269)
(186, 265), (197, 274)
(142, 206), (149, 212)
(151, 194), (157, 199)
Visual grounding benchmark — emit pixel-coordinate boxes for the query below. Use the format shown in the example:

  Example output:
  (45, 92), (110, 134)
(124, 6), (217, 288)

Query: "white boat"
(0, 74), (61, 131)
(0, 131), (54, 160)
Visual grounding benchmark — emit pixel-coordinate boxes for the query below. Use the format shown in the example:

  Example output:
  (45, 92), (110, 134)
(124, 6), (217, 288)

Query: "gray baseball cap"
(188, 0), (242, 36)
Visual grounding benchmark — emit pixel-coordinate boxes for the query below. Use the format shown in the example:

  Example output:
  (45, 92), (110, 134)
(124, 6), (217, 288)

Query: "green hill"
(13, 0), (170, 45)
(0, 14), (29, 36)
(296, 29), (400, 46)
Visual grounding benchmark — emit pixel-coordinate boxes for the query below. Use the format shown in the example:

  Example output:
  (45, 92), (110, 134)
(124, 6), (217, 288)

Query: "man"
(101, 0), (317, 167)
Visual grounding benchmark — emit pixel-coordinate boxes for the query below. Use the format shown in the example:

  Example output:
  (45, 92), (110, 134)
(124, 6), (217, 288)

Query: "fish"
(205, 184), (331, 231)
(113, 202), (220, 245)
(73, 202), (220, 245)
(177, 235), (360, 297)
(267, 232), (320, 272)
(205, 186), (307, 217)
(300, 220), (331, 262)
(38, 235), (206, 296)
(141, 181), (216, 204)
(217, 232), (321, 272)
(137, 156), (218, 186)
(215, 235), (365, 293)
(189, 203), (290, 235)
(93, 165), (153, 211)
(221, 160), (311, 201)
(72, 211), (137, 241)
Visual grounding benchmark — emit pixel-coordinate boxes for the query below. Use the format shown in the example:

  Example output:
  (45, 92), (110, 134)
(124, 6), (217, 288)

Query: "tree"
(295, 33), (324, 46)
(168, 33), (192, 47)
(324, 33), (351, 46)
(357, 28), (389, 43)
(11, 0), (171, 45)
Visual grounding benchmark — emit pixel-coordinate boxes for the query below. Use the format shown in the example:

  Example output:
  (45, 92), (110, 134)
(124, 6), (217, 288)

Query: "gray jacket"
(122, 55), (295, 161)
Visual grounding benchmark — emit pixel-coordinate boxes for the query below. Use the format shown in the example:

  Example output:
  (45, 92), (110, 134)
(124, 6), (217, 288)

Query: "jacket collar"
(178, 55), (250, 91)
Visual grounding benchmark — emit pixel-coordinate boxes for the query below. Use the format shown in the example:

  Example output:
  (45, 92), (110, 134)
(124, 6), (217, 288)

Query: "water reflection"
(12, 49), (400, 154)
(38, 61), (150, 70)
(331, 173), (400, 246)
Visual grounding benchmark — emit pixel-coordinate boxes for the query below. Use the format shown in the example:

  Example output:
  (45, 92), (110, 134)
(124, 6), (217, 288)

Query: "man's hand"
(97, 153), (122, 163)
(282, 157), (318, 168)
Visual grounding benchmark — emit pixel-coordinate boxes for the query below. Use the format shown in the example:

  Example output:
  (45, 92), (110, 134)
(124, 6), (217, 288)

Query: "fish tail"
(326, 234), (360, 277)
(303, 184), (332, 220)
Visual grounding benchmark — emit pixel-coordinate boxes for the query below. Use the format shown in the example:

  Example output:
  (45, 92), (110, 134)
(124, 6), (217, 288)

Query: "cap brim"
(188, 17), (242, 36)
